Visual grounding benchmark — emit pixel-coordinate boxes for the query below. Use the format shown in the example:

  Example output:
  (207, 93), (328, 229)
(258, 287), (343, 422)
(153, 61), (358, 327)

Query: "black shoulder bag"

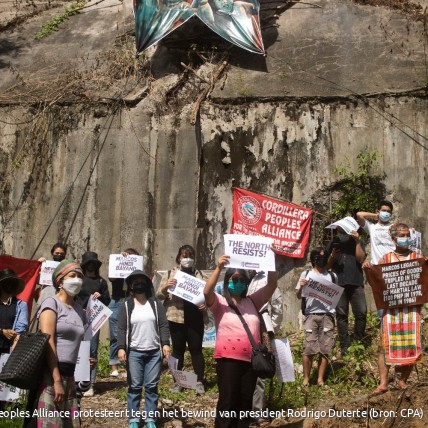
(228, 301), (276, 379)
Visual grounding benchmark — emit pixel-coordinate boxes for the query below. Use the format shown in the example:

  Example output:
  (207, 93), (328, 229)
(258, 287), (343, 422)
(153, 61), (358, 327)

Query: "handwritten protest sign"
(0, 355), (22, 401)
(74, 341), (91, 382)
(168, 356), (198, 389)
(365, 259), (428, 309)
(84, 298), (112, 340)
(325, 216), (359, 234)
(272, 338), (295, 382)
(108, 254), (144, 279)
(39, 260), (60, 286)
(301, 271), (344, 309)
(224, 234), (275, 271)
(168, 271), (206, 306)
(231, 188), (313, 258)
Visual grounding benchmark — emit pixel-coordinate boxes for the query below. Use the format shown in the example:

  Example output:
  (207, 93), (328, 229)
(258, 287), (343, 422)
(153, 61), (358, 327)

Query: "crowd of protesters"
(0, 197), (427, 428)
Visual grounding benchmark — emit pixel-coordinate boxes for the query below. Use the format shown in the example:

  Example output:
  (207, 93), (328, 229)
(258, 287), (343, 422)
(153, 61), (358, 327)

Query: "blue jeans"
(108, 298), (124, 365)
(127, 349), (162, 423)
(90, 330), (100, 385)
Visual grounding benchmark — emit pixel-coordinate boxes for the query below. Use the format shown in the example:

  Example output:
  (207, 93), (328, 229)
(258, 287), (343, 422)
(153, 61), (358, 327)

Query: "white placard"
(224, 234), (275, 272)
(0, 354), (22, 401)
(172, 370), (198, 390)
(108, 254), (144, 279)
(301, 271), (344, 309)
(202, 309), (216, 348)
(74, 341), (91, 382)
(168, 356), (198, 389)
(39, 260), (60, 286)
(84, 297), (113, 340)
(410, 229), (422, 253)
(168, 271), (206, 306)
(272, 338), (295, 382)
(325, 216), (359, 234)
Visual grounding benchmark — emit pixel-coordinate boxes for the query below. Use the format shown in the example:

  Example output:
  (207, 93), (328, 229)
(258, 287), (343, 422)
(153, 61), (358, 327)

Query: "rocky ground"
(80, 362), (428, 428)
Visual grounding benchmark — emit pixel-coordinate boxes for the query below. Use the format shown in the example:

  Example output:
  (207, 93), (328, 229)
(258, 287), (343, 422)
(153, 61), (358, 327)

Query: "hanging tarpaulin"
(230, 188), (313, 258)
(134, 0), (264, 54)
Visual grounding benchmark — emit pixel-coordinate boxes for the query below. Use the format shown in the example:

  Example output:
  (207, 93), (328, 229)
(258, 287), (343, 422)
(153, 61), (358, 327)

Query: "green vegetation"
(331, 150), (385, 220)
(34, 1), (87, 40)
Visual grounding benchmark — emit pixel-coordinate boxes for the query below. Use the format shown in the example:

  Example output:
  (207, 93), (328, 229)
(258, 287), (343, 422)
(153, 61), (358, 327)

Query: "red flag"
(230, 188), (313, 258)
(0, 255), (41, 315)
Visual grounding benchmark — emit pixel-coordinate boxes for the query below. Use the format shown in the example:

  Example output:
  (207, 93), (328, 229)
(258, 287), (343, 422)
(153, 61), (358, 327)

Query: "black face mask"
(132, 284), (149, 295)
(53, 255), (65, 262)
(315, 256), (328, 268)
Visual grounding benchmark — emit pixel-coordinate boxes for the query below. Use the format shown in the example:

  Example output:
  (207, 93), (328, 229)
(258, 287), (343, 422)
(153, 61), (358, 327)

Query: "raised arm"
(356, 211), (377, 227)
(204, 255), (229, 307)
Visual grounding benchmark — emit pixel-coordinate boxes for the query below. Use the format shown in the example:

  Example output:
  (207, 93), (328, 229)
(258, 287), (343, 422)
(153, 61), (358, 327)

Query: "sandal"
(256, 418), (270, 427)
(370, 386), (388, 397)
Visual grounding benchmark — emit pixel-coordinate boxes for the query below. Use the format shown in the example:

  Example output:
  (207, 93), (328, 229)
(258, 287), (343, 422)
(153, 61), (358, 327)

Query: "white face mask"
(180, 258), (195, 269)
(62, 277), (83, 297)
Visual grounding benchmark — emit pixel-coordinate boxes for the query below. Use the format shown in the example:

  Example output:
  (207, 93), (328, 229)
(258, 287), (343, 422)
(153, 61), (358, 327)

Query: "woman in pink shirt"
(204, 255), (278, 428)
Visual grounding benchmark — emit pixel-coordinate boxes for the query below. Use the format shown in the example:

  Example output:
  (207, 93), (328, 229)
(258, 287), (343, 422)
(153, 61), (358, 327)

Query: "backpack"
(301, 270), (337, 316)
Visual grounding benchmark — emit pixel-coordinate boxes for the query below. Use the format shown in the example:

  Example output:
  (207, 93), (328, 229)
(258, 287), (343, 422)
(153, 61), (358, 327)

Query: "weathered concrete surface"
(1, 0), (428, 328)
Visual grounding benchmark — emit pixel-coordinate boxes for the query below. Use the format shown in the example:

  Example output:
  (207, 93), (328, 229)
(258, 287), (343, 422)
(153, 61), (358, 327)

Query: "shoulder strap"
(228, 301), (257, 348)
(329, 271), (336, 284)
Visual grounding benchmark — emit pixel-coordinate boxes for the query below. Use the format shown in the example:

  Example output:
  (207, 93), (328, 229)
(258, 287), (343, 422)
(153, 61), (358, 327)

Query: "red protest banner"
(230, 188), (313, 258)
(365, 258), (428, 310)
(0, 255), (41, 315)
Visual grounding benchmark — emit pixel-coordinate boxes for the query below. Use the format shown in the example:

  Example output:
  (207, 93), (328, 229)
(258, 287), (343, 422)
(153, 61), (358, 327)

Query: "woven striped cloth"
(382, 305), (422, 365)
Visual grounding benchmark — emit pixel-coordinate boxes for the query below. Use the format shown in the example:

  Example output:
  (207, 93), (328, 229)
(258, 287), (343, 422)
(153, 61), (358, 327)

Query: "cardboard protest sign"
(108, 254), (144, 279)
(168, 271), (206, 306)
(0, 354), (22, 401)
(365, 258), (428, 309)
(301, 271), (344, 309)
(230, 188), (312, 258)
(272, 338), (295, 382)
(39, 260), (60, 286)
(168, 356), (198, 389)
(74, 341), (91, 382)
(325, 216), (359, 234)
(84, 298), (113, 340)
(224, 234), (275, 271)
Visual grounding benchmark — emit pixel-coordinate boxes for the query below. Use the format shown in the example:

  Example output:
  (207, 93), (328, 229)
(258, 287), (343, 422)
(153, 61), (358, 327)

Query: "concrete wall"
(1, 0), (428, 329)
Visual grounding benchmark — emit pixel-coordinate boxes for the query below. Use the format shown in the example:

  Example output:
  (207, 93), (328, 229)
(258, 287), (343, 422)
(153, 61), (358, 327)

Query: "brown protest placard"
(365, 258), (428, 309)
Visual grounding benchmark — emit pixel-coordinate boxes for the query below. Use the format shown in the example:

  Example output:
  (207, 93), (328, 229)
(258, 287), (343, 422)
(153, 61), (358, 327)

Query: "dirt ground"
(80, 368), (428, 428)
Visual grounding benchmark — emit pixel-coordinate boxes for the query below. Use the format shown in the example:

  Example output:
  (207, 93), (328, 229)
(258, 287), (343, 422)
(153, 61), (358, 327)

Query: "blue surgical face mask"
(228, 279), (247, 295)
(337, 233), (350, 243)
(379, 211), (391, 223)
(396, 237), (411, 249)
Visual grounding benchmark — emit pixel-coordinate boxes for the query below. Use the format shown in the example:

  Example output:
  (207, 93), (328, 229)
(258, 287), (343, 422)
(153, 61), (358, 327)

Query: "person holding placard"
(35, 243), (67, 308)
(32, 260), (86, 428)
(77, 251), (111, 397)
(0, 269), (28, 411)
(326, 218), (366, 356)
(367, 223), (426, 396)
(156, 244), (207, 394)
(204, 255), (278, 428)
(295, 247), (337, 387)
(108, 248), (140, 378)
(117, 270), (171, 428)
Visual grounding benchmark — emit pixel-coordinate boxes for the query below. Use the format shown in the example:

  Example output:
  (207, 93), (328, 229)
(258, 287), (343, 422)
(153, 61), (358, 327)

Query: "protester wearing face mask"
(35, 243), (68, 309)
(77, 251), (111, 397)
(365, 223), (427, 396)
(204, 256), (278, 428)
(117, 270), (171, 428)
(357, 200), (395, 267)
(31, 260), (86, 428)
(326, 220), (366, 356)
(295, 248), (337, 387)
(156, 244), (207, 394)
